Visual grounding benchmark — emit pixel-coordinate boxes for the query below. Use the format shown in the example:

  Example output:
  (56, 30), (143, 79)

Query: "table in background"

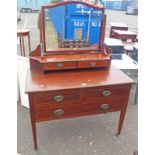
(105, 37), (124, 54)
(112, 30), (137, 42)
(17, 29), (31, 56)
(110, 22), (128, 38)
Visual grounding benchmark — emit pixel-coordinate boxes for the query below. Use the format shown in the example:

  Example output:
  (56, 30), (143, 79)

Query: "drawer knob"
(54, 109), (64, 116)
(102, 90), (111, 96)
(90, 62), (96, 67)
(56, 63), (64, 68)
(54, 95), (64, 102)
(100, 104), (109, 110)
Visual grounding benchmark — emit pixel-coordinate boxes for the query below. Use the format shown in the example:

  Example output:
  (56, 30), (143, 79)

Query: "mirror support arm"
(99, 14), (106, 52)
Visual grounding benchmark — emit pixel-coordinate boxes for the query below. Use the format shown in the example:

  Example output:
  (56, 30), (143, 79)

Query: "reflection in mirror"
(43, 3), (104, 51)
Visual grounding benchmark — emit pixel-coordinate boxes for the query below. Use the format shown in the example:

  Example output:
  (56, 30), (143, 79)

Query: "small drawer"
(43, 61), (76, 70)
(77, 60), (110, 68)
(35, 99), (123, 121)
(34, 90), (84, 107)
(86, 85), (129, 101)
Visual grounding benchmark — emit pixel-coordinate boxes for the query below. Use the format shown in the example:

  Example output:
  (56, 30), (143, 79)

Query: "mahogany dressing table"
(25, 1), (133, 149)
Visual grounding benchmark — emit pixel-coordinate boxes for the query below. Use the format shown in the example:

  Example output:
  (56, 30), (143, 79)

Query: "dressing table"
(25, 1), (133, 149)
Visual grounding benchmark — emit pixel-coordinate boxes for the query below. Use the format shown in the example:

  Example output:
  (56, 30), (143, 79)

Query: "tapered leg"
(116, 85), (132, 135)
(19, 36), (23, 56)
(117, 109), (127, 135)
(21, 36), (25, 56)
(29, 94), (38, 149)
(28, 33), (31, 53)
(134, 84), (138, 104)
(31, 119), (37, 149)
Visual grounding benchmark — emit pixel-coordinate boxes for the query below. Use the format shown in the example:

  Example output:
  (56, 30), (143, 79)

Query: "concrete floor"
(17, 10), (138, 155)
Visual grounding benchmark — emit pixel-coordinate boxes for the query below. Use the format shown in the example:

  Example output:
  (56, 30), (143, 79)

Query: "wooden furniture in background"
(17, 29), (31, 56)
(112, 30), (137, 42)
(123, 40), (134, 56)
(105, 37), (124, 54)
(110, 22), (128, 38)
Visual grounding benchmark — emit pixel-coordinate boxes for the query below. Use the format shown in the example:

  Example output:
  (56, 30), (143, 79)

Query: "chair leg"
(28, 33), (31, 53)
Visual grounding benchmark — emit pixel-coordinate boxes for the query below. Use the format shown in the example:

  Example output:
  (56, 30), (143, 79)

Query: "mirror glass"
(42, 3), (104, 52)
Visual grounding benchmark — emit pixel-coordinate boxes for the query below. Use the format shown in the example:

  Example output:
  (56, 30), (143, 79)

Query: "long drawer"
(34, 89), (84, 107)
(77, 60), (110, 68)
(35, 98), (124, 121)
(86, 85), (129, 101)
(42, 61), (76, 70)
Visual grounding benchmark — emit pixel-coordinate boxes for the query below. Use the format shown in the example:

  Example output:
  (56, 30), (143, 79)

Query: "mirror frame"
(40, 0), (106, 55)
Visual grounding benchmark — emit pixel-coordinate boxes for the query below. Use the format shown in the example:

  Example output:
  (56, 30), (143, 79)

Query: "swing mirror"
(40, 1), (105, 54)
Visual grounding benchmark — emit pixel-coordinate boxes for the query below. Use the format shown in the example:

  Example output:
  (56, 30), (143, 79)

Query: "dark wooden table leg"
(30, 107), (38, 149)
(116, 86), (131, 135)
(29, 94), (38, 149)
(116, 109), (127, 135)
(134, 84), (138, 104)
(31, 119), (37, 149)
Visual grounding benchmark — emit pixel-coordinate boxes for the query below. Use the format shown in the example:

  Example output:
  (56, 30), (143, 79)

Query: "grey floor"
(17, 10), (138, 155)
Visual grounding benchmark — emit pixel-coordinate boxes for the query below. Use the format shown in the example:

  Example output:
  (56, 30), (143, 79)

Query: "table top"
(25, 65), (133, 93)
(113, 30), (137, 35)
(110, 22), (128, 27)
(17, 29), (30, 36)
(112, 54), (138, 70)
(105, 37), (124, 46)
(31, 53), (110, 63)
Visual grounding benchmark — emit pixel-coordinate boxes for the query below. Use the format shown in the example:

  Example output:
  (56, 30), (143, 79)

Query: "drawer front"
(43, 61), (76, 70)
(34, 90), (84, 107)
(35, 98), (123, 121)
(86, 85), (129, 101)
(77, 60), (110, 68)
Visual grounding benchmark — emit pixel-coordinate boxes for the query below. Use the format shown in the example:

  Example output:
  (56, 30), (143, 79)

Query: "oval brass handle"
(90, 62), (96, 67)
(56, 63), (64, 68)
(54, 109), (64, 116)
(54, 95), (64, 102)
(100, 104), (109, 110)
(102, 90), (111, 96)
